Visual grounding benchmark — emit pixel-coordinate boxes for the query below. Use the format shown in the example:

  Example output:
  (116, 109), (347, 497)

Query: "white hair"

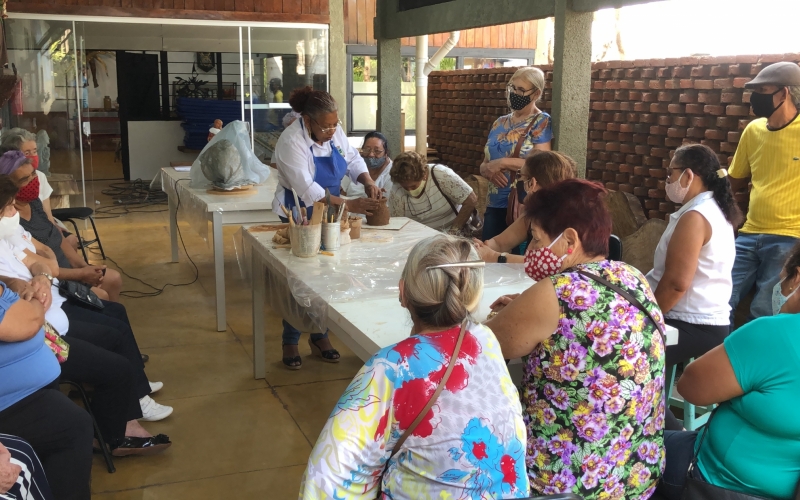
(507, 66), (546, 108)
(0, 128), (36, 151)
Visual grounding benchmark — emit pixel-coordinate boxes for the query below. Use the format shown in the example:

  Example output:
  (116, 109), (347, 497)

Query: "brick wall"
(428, 54), (800, 220)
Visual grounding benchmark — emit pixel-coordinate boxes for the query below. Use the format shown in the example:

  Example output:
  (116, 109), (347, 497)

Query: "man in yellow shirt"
(728, 62), (800, 324)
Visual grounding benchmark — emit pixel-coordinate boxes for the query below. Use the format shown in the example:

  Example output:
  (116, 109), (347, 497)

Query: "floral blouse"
(484, 112), (552, 209)
(522, 261), (666, 500)
(300, 322), (530, 499)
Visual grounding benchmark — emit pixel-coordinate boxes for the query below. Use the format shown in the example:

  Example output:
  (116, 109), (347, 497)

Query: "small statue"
(208, 119), (222, 142)
(36, 130), (51, 176)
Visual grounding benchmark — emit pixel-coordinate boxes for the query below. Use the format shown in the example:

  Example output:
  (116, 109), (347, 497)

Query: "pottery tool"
(280, 205), (294, 226)
(291, 188), (301, 210)
(311, 202), (325, 225)
(336, 203), (346, 222)
(292, 206), (301, 225)
(319, 251), (334, 256)
(300, 206), (307, 222)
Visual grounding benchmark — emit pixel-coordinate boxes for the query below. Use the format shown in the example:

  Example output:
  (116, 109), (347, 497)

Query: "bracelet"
(36, 273), (54, 285)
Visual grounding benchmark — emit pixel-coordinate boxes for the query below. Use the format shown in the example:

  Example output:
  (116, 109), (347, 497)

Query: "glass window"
(462, 57), (529, 69)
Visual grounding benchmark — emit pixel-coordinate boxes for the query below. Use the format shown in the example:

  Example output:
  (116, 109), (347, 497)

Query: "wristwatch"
(497, 252), (508, 264)
(36, 272), (54, 285)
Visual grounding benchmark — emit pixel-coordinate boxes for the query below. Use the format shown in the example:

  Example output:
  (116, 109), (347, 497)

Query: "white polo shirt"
(271, 118), (368, 213)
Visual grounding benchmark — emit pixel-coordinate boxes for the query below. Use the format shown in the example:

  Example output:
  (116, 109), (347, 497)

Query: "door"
(116, 51), (161, 179)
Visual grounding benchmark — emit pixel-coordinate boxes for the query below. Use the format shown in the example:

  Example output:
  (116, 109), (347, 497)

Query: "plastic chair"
(608, 234), (623, 261)
(52, 207), (106, 263)
(667, 359), (715, 431)
(60, 381), (116, 473)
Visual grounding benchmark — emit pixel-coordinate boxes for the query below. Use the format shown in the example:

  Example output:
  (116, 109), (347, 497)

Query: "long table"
(161, 167), (280, 331)
(244, 219), (677, 380)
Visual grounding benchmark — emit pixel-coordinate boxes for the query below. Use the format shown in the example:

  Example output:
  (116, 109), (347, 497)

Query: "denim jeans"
(657, 430), (700, 500)
(729, 232), (799, 323)
(281, 320), (327, 346)
(481, 207), (508, 241)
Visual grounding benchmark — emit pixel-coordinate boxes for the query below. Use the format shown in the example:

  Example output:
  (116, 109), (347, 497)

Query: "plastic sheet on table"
(233, 226), (252, 283)
(252, 226), (532, 333)
(190, 120), (270, 190)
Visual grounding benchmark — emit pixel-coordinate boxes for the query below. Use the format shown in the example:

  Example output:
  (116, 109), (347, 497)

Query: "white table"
(161, 167), (280, 331)
(244, 219), (677, 379)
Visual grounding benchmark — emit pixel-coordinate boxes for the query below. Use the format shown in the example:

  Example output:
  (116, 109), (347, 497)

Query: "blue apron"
(283, 141), (348, 220)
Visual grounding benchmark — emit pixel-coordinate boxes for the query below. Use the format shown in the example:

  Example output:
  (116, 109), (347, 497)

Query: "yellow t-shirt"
(729, 116), (800, 238)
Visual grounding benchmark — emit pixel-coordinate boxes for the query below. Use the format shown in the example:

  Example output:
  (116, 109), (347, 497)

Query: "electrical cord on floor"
(94, 179), (168, 219)
(88, 178), (199, 298)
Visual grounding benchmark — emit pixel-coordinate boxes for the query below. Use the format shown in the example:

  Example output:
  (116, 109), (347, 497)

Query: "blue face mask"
(772, 277), (798, 315)
(364, 156), (385, 169)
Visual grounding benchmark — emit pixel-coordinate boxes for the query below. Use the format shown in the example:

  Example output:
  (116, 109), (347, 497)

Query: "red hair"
(524, 179), (611, 257)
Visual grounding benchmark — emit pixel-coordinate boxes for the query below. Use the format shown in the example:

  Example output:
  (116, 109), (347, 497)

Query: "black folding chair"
(52, 207), (106, 263)
(608, 234), (623, 261)
(60, 381), (115, 473)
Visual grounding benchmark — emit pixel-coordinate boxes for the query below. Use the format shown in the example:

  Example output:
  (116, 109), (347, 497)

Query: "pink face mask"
(524, 232), (566, 281)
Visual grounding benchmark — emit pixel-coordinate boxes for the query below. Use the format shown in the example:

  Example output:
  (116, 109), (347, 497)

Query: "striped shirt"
(729, 115), (800, 238)
(389, 164), (473, 231)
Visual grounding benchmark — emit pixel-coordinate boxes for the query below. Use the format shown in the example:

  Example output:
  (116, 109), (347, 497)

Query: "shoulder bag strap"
(389, 320), (468, 458)
(573, 269), (665, 337)
(429, 165), (459, 217)
(510, 113), (540, 159)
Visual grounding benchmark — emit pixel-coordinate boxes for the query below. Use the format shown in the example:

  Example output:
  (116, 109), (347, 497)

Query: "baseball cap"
(745, 62), (800, 88)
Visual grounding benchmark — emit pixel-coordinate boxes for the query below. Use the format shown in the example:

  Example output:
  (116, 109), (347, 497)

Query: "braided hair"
(672, 144), (743, 227)
(401, 235), (483, 329)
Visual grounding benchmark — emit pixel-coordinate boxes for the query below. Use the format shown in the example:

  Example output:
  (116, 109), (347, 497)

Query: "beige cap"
(745, 62), (800, 88)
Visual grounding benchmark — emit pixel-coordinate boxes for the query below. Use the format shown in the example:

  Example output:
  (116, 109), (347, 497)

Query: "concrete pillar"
(550, 0), (593, 178)
(328, 0), (347, 130)
(377, 37), (402, 157)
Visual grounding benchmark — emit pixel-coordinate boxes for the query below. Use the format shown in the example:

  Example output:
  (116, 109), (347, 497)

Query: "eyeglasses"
(665, 167), (686, 178)
(507, 83), (535, 96)
(361, 147), (385, 156)
(312, 117), (341, 134)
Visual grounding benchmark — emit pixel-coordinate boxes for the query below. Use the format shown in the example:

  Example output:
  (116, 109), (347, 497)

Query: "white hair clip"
(717, 168), (728, 178)
(426, 260), (486, 271)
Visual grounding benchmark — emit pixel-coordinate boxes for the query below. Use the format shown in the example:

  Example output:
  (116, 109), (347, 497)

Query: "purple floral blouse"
(521, 260), (666, 499)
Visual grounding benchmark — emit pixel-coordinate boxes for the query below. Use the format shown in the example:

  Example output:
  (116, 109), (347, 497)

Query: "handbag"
(58, 280), (105, 310)
(430, 165), (483, 237)
(681, 408), (800, 500)
(376, 320), (468, 497)
(571, 269), (665, 338)
(505, 114), (540, 226)
(43, 321), (69, 364)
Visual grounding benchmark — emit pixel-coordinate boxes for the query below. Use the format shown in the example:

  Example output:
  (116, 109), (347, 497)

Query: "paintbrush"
(336, 203), (346, 222)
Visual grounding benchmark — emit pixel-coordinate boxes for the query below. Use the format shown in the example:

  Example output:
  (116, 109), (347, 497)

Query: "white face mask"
(665, 169), (692, 204)
(0, 212), (20, 240)
(772, 277), (799, 315)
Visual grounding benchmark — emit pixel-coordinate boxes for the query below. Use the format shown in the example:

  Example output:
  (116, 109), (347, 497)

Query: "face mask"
(0, 212), (19, 240)
(665, 169), (691, 204)
(772, 278), (799, 315)
(364, 156), (385, 169)
(26, 155), (39, 170)
(750, 88), (785, 118)
(408, 178), (426, 198)
(509, 92), (532, 111)
(524, 232), (566, 281)
(16, 176), (40, 203)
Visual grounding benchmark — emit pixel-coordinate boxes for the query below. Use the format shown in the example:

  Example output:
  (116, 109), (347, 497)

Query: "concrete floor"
(81, 179), (361, 499)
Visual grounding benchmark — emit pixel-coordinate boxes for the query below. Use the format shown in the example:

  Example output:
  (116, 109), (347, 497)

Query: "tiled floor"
(81, 179), (361, 499)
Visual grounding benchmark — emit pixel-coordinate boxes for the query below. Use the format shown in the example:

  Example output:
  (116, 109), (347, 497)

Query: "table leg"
(212, 211), (226, 332)
(252, 251), (266, 379)
(168, 190), (179, 263)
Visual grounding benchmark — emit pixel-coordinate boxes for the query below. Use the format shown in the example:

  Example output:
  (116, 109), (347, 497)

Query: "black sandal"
(282, 343), (302, 370)
(110, 434), (172, 457)
(308, 338), (340, 363)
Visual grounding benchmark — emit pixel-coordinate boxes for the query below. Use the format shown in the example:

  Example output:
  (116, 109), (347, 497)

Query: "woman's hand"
(490, 293), (520, 311)
(30, 275), (52, 310)
(473, 239), (500, 262)
(0, 442), (22, 494)
(346, 197), (382, 216)
(363, 184), (383, 200)
(79, 266), (106, 287)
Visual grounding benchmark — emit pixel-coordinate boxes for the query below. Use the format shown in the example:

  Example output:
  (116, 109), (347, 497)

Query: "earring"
(567, 248), (573, 254)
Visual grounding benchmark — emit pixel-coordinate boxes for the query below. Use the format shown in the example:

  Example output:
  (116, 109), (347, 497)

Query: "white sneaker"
(149, 381), (163, 394)
(139, 395), (173, 422)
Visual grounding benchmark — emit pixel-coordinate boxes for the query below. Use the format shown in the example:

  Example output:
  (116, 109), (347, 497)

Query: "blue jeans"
(729, 233), (799, 323)
(281, 320), (327, 346)
(657, 431), (700, 500)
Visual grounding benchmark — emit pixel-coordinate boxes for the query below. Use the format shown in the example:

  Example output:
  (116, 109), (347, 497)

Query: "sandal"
(308, 338), (340, 363)
(110, 434), (172, 457)
(282, 343), (302, 370)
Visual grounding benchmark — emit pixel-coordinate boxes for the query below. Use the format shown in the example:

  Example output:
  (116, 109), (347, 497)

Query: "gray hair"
(789, 86), (800, 108)
(507, 66), (546, 108)
(401, 234), (483, 329)
(0, 128), (36, 151)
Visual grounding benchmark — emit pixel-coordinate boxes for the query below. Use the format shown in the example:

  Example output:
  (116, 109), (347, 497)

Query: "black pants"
(0, 385), (93, 500)
(657, 430), (701, 500)
(0, 433), (55, 500)
(61, 300), (150, 400)
(59, 333), (138, 442)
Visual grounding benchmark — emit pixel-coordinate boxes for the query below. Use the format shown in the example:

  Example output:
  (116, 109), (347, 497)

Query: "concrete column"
(377, 37), (402, 157)
(328, 0), (347, 130)
(551, 0), (593, 178)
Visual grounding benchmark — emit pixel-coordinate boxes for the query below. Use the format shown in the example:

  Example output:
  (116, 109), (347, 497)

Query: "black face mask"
(509, 92), (532, 111)
(750, 88), (785, 118)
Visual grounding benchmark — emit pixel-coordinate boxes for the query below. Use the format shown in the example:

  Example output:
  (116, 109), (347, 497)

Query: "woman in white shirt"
(272, 87), (382, 369)
(645, 144), (741, 427)
(388, 152), (477, 232)
(340, 131), (393, 205)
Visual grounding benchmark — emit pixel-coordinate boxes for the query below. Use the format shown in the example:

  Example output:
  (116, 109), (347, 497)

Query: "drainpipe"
(416, 31), (460, 156)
